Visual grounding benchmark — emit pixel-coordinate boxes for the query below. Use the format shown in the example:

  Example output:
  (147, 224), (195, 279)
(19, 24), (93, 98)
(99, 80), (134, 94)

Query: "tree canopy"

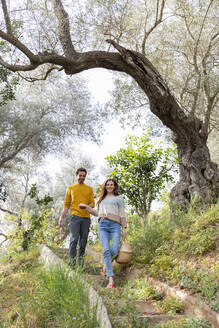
(0, 0), (218, 207)
(106, 133), (178, 224)
(0, 73), (105, 170)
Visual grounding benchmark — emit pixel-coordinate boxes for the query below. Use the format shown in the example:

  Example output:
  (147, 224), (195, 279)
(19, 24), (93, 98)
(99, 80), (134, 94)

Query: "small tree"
(4, 184), (60, 251)
(106, 133), (178, 225)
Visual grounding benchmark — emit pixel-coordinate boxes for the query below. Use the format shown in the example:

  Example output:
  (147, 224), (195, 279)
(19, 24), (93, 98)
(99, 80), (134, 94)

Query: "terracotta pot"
(116, 242), (133, 264)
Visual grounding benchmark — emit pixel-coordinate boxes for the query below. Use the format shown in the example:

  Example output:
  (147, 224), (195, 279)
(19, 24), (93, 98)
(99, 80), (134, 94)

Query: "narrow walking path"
(54, 247), (216, 328)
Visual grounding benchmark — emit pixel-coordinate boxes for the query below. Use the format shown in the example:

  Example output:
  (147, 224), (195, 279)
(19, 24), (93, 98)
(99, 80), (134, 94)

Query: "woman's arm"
(122, 227), (127, 239)
(117, 196), (127, 239)
(79, 203), (98, 216)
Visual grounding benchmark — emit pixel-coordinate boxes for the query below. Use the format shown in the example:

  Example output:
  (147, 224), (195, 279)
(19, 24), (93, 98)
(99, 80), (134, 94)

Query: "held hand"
(78, 203), (88, 209)
(122, 228), (127, 240)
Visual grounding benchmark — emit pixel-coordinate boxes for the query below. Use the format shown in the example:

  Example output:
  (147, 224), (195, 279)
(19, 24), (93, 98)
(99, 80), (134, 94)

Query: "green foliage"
(0, 65), (18, 106)
(178, 229), (215, 256)
(157, 296), (184, 314)
(123, 279), (163, 301)
(173, 203), (218, 257)
(28, 183), (53, 206)
(127, 212), (173, 264)
(0, 249), (98, 327)
(106, 132), (178, 223)
(127, 201), (219, 308)
(5, 184), (59, 251)
(150, 253), (176, 277)
(210, 296), (219, 312)
(154, 318), (212, 328)
(177, 265), (219, 300)
(7, 208), (60, 252)
(26, 266), (99, 328)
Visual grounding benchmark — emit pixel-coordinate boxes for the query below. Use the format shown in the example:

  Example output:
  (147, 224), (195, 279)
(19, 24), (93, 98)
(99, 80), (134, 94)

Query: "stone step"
(135, 300), (161, 314)
(139, 313), (187, 326)
(55, 248), (217, 328)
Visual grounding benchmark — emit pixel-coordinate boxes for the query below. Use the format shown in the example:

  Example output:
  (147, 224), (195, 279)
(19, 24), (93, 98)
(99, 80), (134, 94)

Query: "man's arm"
(78, 204), (98, 216)
(59, 207), (69, 227)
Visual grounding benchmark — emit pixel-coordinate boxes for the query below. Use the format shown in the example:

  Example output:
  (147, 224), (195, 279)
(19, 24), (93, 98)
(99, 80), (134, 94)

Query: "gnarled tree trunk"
(170, 138), (219, 208)
(105, 42), (219, 207)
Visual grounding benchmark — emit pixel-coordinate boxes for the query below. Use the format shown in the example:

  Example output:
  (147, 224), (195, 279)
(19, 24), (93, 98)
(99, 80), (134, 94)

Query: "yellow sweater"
(64, 183), (95, 218)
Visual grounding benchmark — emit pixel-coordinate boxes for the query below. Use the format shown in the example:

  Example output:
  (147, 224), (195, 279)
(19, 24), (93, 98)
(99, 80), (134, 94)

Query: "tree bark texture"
(0, 1), (218, 207)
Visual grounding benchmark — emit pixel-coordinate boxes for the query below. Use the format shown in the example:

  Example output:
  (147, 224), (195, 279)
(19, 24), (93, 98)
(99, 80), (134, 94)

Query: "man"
(59, 168), (95, 266)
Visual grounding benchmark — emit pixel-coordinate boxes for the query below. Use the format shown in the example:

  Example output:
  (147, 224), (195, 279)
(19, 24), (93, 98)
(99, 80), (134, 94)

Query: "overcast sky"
(44, 68), (143, 181)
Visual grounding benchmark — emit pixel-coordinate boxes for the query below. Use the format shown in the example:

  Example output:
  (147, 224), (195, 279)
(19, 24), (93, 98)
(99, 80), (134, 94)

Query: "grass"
(43, 243), (214, 328)
(52, 251), (148, 328)
(156, 296), (184, 315)
(1, 200), (217, 328)
(120, 278), (163, 301)
(152, 318), (212, 328)
(0, 247), (99, 328)
(127, 201), (219, 310)
(92, 279), (147, 328)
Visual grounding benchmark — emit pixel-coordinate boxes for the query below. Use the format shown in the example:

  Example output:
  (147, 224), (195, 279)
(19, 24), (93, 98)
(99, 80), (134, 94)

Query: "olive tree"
(0, 0), (218, 209)
(0, 74), (105, 170)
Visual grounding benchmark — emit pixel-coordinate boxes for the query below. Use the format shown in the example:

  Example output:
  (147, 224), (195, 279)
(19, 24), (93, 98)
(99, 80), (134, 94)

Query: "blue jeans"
(98, 219), (121, 277)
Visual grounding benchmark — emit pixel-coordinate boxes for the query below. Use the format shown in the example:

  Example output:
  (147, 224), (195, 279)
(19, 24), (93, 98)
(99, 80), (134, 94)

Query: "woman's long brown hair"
(96, 178), (119, 207)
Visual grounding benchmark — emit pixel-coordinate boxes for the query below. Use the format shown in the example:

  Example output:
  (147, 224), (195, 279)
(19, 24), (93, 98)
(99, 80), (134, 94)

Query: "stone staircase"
(55, 247), (193, 327)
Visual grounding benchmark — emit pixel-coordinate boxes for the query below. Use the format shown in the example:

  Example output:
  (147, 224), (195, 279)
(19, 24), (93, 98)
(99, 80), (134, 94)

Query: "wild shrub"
(178, 229), (215, 256)
(127, 213), (173, 264)
(123, 279), (162, 301)
(128, 200), (218, 309)
(129, 201), (218, 264)
(150, 254), (176, 279)
(157, 296), (184, 314)
(6, 208), (60, 252)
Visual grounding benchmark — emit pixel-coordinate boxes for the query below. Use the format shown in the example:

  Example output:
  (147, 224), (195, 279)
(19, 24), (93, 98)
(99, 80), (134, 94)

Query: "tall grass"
(126, 201), (219, 310)
(128, 201), (218, 264)
(0, 250), (99, 328)
(25, 266), (99, 328)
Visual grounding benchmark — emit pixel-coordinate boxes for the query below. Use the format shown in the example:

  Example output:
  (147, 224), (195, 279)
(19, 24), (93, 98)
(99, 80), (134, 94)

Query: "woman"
(79, 178), (127, 288)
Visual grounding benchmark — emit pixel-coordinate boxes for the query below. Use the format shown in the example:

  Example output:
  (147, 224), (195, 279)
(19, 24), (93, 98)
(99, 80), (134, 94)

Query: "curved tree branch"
(193, 0), (214, 74)
(18, 65), (64, 82)
(141, 0), (166, 55)
(53, 0), (77, 58)
(0, 55), (38, 72)
(0, 207), (18, 215)
(0, 0), (209, 145)
(1, 0), (12, 34)
(0, 232), (8, 246)
(0, 29), (38, 63)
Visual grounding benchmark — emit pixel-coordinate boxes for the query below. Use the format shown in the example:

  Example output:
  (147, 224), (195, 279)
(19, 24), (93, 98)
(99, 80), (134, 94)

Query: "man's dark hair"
(76, 167), (87, 175)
